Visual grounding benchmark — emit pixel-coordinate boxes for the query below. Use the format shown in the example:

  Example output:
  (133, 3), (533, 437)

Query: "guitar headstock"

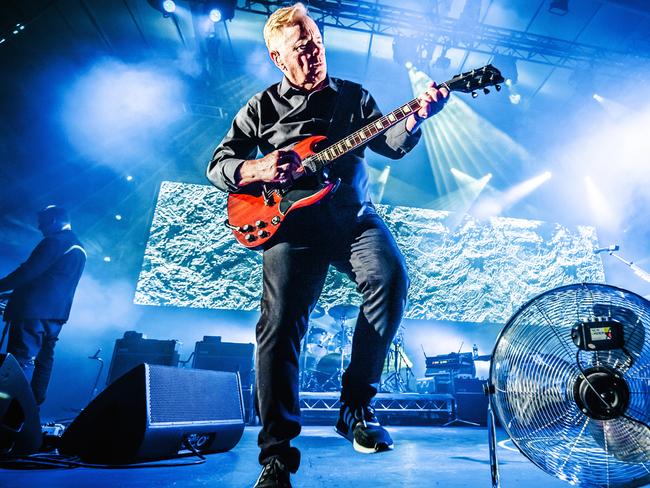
(444, 64), (505, 98)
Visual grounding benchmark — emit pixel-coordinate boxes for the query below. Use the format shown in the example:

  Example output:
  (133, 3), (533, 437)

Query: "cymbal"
(310, 305), (325, 319)
(474, 354), (492, 361)
(308, 320), (339, 335)
(328, 304), (359, 322)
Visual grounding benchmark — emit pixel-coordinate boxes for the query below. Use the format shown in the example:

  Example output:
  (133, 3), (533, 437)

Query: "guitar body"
(226, 135), (336, 250)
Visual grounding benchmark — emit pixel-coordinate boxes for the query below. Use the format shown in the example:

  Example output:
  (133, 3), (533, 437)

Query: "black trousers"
(255, 201), (409, 472)
(7, 318), (64, 406)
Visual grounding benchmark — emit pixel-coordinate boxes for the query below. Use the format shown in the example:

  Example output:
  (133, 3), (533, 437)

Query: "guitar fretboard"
(303, 97), (423, 173)
(300, 64), (503, 174)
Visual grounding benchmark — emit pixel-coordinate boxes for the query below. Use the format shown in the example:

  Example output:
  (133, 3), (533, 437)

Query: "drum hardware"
(328, 304), (358, 388)
(299, 304), (359, 392)
(380, 330), (415, 393)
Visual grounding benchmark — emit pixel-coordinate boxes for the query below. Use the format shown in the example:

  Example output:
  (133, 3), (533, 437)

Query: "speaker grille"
(146, 366), (242, 425)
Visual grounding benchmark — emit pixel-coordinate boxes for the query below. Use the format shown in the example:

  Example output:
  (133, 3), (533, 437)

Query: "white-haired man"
(207, 4), (448, 487)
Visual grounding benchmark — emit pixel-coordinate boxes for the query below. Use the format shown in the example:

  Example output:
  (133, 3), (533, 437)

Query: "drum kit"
(299, 303), (414, 392)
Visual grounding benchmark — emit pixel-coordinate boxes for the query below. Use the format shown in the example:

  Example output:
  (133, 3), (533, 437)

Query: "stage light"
(549, 0), (569, 15)
(585, 176), (618, 228)
(126, 175), (134, 181)
(147, 0), (175, 17)
(209, 8), (222, 23)
(0, 39), (5, 44)
(591, 93), (630, 119)
(474, 171), (551, 218)
(405, 61), (414, 70)
(115, 214), (123, 221)
(509, 93), (521, 105)
(103, 256), (112, 263)
(503, 171), (552, 204)
(205, 1), (236, 22)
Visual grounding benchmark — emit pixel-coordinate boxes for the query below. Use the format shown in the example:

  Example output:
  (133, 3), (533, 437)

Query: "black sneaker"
(253, 457), (292, 488)
(335, 402), (394, 454)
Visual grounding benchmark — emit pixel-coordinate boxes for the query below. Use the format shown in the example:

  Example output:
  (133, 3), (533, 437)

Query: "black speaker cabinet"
(60, 364), (245, 463)
(192, 336), (254, 387)
(106, 331), (180, 385)
(0, 353), (41, 456)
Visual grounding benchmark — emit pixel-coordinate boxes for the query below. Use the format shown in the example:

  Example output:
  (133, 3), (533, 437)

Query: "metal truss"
(299, 392), (453, 416)
(237, 0), (649, 72)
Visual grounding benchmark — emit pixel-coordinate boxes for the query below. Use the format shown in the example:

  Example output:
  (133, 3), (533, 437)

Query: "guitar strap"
(325, 79), (362, 149)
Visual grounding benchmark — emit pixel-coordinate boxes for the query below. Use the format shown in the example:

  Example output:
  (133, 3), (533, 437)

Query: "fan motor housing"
(571, 319), (625, 351)
(573, 365), (630, 421)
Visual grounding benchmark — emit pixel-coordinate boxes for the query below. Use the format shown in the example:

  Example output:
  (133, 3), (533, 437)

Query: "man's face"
(269, 16), (327, 91)
(37, 214), (56, 236)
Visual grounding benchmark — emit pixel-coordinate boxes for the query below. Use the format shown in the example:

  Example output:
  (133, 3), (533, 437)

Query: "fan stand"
(442, 372), (481, 427)
(485, 383), (501, 488)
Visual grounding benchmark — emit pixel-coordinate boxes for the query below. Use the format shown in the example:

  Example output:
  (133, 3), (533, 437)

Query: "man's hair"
(263, 2), (309, 50)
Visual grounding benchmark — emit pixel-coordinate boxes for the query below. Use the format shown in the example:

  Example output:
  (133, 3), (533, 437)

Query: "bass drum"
(316, 353), (350, 375)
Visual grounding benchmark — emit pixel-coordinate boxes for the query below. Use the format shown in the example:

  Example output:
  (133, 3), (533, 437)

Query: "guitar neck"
(303, 80), (452, 173)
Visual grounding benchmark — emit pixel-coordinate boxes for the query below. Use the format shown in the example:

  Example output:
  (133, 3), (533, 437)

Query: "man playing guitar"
(207, 4), (448, 487)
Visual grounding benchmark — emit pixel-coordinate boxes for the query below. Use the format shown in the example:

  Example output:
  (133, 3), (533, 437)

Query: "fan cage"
(489, 283), (650, 488)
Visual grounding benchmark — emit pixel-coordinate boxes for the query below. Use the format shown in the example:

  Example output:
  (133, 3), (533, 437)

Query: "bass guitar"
(225, 64), (504, 249)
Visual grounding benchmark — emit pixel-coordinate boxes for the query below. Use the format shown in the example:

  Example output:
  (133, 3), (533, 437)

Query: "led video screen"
(134, 181), (605, 323)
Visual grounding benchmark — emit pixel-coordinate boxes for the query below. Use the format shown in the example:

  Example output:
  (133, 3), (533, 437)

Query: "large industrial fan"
(486, 283), (650, 488)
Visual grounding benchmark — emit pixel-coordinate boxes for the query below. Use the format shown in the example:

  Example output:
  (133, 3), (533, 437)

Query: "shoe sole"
(353, 439), (394, 454)
(336, 427), (394, 454)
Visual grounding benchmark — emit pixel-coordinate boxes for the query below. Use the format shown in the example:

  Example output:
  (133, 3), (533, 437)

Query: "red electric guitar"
(225, 64), (504, 249)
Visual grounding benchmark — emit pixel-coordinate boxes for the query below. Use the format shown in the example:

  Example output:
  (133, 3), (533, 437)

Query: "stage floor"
(2, 426), (569, 488)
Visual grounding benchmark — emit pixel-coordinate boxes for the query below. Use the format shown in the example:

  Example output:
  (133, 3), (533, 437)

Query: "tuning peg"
(483, 87), (490, 94)
(495, 84), (501, 92)
(471, 91), (478, 98)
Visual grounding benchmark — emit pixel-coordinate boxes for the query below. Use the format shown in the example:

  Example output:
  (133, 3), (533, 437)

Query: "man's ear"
(269, 50), (285, 71)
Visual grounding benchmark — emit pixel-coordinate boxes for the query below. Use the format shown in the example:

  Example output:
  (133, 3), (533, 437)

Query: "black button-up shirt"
(207, 76), (421, 206)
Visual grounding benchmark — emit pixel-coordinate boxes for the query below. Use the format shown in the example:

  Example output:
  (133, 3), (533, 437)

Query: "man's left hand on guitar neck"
(406, 81), (449, 134)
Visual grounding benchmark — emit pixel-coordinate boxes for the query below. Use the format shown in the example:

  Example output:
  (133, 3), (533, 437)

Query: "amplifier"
(192, 336), (254, 387)
(106, 331), (180, 385)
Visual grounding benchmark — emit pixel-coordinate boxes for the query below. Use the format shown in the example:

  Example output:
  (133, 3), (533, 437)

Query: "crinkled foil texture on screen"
(134, 181), (605, 323)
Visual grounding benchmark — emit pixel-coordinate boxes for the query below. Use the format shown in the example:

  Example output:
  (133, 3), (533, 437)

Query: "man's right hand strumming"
(236, 149), (302, 187)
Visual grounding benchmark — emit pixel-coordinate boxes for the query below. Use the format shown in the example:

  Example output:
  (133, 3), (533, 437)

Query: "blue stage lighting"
(103, 256), (112, 263)
(209, 8), (222, 23)
(162, 0), (176, 13)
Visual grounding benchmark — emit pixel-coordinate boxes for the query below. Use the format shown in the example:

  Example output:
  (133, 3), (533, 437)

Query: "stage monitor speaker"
(60, 364), (245, 464)
(455, 392), (489, 426)
(0, 353), (41, 456)
(106, 331), (180, 385)
(192, 336), (256, 424)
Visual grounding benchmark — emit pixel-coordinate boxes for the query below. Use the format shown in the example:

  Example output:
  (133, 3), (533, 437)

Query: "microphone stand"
(88, 348), (104, 403)
(597, 245), (650, 284)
